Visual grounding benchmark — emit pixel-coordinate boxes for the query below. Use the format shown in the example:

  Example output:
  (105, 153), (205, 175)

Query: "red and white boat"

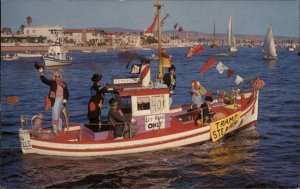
(19, 86), (262, 157)
(18, 0), (264, 157)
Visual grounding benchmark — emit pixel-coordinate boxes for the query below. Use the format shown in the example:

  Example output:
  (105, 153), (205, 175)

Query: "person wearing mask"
(191, 80), (207, 109)
(87, 73), (107, 129)
(108, 98), (130, 139)
(40, 70), (69, 134)
(163, 65), (176, 106)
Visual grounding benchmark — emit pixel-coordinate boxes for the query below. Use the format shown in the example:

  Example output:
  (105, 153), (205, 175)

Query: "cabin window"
(137, 97), (150, 111)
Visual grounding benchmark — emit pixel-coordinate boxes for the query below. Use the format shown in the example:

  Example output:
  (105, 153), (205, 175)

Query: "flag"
(235, 75), (244, 85)
(227, 69), (234, 77)
(199, 56), (217, 74)
(160, 14), (169, 27)
(144, 14), (158, 34)
(186, 44), (205, 58)
(174, 23), (178, 30)
(216, 61), (228, 74)
(178, 27), (183, 32)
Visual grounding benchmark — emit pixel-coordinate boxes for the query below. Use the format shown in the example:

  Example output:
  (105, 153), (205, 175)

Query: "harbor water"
(1, 47), (299, 188)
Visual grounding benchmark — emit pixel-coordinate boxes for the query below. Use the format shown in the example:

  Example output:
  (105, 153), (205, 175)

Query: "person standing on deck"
(191, 80), (207, 109)
(163, 65), (176, 106)
(40, 70), (69, 134)
(87, 73), (107, 129)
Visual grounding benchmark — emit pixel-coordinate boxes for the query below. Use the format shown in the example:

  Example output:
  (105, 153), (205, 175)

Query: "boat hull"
(18, 91), (260, 157)
(43, 56), (72, 66)
(17, 53), (42, 58)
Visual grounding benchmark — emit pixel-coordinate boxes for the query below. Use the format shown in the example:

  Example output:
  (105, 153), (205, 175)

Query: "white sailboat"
(227, 15), (238, 52)
(263, 26), (277, 60)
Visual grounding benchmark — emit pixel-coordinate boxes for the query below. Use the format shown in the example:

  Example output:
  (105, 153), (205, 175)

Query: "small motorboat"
(43, 44), (72, 66)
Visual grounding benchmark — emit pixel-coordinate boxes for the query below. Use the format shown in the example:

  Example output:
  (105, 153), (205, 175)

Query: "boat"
(43, 44), (72, 66)
(262, 26), (277, 60)
(227, 15), (238, 52)
(210, 21), (220, 49)
(16, 51), (42, 58)
(17, 0), (264, 157)
(216, 52), (229, 57)
(1, 54), (19, 61)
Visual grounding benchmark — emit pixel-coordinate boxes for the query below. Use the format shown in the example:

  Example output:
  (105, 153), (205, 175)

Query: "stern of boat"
(18, 128), (33, 154)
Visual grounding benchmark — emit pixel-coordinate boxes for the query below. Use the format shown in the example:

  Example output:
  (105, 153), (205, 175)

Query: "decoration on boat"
(160, 14), (169, 27)
(235, 75), (244, 85)
(226, 69), (234, 78)
(251, 77), (265, 90)
(144, 14), (158, 35)
(199, 56), (217, 73)
(216, 62), (228, 74)
(186, 44), (205, 58)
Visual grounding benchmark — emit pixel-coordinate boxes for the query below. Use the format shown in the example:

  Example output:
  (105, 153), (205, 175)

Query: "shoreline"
(1, 44), (158, 53)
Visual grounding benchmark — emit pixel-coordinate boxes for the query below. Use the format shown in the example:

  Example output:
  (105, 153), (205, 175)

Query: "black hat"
(169, 65), (176, 72)
(204, 96), (213, 102)
(34, 61), (44, 70)
(91, 73), (102, 83)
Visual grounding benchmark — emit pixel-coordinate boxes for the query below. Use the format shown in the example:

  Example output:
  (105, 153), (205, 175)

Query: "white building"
(23, 25), (63, 42)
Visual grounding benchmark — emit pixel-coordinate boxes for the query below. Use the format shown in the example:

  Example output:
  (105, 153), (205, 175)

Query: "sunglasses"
(55, 75), (61, 78)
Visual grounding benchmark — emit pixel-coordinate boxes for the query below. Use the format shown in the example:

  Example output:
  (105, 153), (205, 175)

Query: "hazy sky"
(1, 0), (299, 37)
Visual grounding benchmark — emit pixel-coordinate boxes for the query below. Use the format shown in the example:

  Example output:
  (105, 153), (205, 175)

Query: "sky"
(1, 0), (299, 37)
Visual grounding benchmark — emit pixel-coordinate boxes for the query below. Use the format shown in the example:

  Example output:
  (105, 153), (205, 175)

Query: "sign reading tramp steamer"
(210, 111), (241, 142)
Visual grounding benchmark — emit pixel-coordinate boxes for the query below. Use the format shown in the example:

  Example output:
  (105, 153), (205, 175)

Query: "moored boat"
(43, 44), (72, 66)
(17, 52), (42, 58)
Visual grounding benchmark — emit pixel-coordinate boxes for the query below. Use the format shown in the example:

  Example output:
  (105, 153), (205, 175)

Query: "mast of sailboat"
(155, 0), (163, 75)
(213, 20), (215, 44)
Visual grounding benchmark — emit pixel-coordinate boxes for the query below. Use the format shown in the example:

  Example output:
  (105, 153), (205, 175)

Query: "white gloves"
(39, 68), (44, 73)
(63, 99), (67, 104)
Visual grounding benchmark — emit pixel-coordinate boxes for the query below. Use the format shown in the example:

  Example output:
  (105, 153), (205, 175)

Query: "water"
(1, 47), (300, 188)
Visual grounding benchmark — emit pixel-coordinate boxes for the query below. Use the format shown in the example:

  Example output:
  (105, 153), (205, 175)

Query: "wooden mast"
(154, 0), (163, 75)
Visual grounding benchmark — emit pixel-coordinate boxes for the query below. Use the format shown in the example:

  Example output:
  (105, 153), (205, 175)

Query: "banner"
(186, 44), (205, 58)
(210, 111), (241, 142)
(199, 56), (217, 74)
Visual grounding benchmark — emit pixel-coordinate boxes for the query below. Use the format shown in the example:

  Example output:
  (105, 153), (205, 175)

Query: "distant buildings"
(1, 24), (299, 49)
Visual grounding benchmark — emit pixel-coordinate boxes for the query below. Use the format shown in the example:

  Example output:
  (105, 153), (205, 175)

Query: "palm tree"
(20, 24), (25, 34)
(26, 16), (32, 26)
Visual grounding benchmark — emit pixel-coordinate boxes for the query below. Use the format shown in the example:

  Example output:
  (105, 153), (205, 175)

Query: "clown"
(190, 80), (207, 109)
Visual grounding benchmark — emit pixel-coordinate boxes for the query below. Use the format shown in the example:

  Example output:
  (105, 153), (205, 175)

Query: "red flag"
(144, 14), (158, 34)
(227, 69), (234, 77)
(186, 44), (205, 58)
(199, 56), (217, 74)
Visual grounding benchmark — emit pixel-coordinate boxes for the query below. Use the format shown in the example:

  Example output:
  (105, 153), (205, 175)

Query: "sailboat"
(210, 21), (219, 49)
(262, 26), (277, 60)
(227, 15), (238, 52)
(16, 0), (264, 157)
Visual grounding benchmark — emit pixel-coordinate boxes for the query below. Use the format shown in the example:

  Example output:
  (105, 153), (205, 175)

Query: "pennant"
(199, 56), (217, 74)
(144, 14), (158, 34)
(174, 23), (178, 30)
(160, 14), (169, 27)
(216, 61), (228, 74)
(235, 75), (244, 85)
(178, 27), (183, 32)
(227, 69), (234, 77)
(186, 44), (205, 58)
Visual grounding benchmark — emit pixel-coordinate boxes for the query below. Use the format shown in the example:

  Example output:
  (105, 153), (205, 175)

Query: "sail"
(144, 14), (158, 35)
(263, 26), (277, 57)
(135, 35), (141, 49)
(227, 15), (232, 46)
